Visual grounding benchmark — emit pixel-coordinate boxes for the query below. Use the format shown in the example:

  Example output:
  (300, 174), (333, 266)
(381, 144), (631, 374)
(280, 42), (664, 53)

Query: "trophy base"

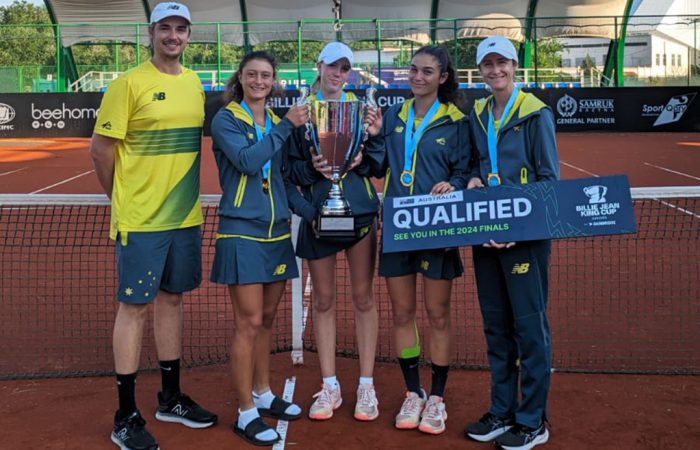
(314, 215), (356, 239)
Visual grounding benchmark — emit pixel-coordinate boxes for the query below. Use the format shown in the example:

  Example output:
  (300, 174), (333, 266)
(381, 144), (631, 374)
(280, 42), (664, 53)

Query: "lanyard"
(401, 98), (441, 187)
(316, 91), (346, 101)
(240, 100), (272, 183)
(486, 87), (519, 186)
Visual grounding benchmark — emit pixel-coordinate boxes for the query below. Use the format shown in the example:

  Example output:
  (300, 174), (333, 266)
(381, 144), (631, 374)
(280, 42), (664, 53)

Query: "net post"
(290, 214), (304, 365)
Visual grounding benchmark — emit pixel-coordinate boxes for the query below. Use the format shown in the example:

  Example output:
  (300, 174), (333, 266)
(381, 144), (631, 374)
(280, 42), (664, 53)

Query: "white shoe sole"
(499, 428), (549, 450)
(154, 411), (216, 429)
(110, 432), (160, 450)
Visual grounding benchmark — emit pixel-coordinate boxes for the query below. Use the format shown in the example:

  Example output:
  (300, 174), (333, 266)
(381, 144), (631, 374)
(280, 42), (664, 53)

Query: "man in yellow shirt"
(90, 3), (216, 449)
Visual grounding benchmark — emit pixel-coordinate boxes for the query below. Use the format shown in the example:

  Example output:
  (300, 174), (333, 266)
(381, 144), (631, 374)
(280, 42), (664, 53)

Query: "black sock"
(398, 356), (422, 397)
(430, 363), (449, 397)
(159, 359), (180, 400)
(116, 373), (137, 419)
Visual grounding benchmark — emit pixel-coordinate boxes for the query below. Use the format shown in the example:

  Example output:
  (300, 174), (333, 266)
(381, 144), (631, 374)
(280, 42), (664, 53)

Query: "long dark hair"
(412, 45), (461, 105)
(222, 51), (278, 104)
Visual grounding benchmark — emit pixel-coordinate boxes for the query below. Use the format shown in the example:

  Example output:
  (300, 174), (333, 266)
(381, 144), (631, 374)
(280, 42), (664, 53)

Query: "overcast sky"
(0, 0), (44, 6)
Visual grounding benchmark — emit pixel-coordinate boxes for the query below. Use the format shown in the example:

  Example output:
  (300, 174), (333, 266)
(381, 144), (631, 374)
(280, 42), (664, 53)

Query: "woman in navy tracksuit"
(369, 45), (470, 435)
(210, 51), (314, 447)
(287, 41), (384, 422)
(463, 36), (559, 450)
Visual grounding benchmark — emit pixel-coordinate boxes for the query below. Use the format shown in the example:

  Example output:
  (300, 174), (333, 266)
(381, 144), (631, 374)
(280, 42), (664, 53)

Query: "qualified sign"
(382, 175), (636, 253)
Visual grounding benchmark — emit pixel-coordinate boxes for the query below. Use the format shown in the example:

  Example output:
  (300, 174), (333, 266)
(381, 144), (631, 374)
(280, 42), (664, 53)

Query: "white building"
(559, 0), (699, 80)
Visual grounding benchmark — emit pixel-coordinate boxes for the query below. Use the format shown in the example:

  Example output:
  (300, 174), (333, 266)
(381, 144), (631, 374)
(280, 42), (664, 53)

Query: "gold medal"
(487, 173), (501, 187)
(400, 170), (414, 187)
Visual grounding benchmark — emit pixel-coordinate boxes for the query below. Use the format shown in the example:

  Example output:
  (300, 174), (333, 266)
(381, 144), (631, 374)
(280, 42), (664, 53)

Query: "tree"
(0, 0), (54, 66)
(533, 38), (563, 68)
(579, 53), (597, 71)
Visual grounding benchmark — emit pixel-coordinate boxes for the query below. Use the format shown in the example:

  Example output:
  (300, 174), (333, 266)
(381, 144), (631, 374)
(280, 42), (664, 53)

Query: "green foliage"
(579, 53), (597, 71)
(0, 0), (54, 66)
(533, 38), (563, 68)
(253, 41), (325, 64)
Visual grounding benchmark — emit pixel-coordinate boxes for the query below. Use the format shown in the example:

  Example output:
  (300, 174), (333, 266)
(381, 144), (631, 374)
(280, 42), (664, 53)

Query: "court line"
(657, 199), (700, 219)
(272, 376), (296, 450)
(559, 161), (599, 177)
(29, 170), (94, 194)
(643, 162), (700, 182)
(0, 167), (27, 177)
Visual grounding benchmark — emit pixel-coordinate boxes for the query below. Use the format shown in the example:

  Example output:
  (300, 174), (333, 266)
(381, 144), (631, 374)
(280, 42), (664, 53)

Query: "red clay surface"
(1, 132), (699, 194)
(2, 353), (699, 450)
(1, 133), (699, 449)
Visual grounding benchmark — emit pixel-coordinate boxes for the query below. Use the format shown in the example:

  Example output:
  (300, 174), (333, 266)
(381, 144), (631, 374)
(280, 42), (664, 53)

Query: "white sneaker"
(394, 389), (426, 429)
(308, 384), (342, 420)
(418, 395), (447, 435)
(354, 384), (379, 421)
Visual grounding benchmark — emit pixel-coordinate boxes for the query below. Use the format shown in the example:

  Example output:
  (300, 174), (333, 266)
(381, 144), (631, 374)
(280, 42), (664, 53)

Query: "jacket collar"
(473, 91), (546, 134)
(398, 98), (465, 125)
(225, 101), (281, 127)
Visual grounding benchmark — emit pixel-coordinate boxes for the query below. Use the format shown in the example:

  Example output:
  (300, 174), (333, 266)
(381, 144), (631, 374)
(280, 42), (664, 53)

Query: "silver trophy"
(301, 87), (377, 238)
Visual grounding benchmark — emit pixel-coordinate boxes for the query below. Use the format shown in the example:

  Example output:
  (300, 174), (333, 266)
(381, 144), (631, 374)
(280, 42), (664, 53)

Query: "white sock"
(322, 375), (339, 389)
(359, 376), (374, 386)
(238, 407), (277, 441)
(252, 389), (275, 409)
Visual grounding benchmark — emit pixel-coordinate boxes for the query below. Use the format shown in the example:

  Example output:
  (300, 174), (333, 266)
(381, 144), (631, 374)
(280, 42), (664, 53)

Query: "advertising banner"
(2, 87), (699, 138)
(381, 175), (636, 253)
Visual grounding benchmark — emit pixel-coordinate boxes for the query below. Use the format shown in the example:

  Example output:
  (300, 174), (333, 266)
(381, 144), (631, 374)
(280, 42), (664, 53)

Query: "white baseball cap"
(318, 42), (354, 65)
(476, 36), (518, 65)
(150, 2), (191, 24)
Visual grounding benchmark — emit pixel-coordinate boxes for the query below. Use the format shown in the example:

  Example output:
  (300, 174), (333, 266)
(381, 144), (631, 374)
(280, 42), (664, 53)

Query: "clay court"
(1, 132), (699, 449)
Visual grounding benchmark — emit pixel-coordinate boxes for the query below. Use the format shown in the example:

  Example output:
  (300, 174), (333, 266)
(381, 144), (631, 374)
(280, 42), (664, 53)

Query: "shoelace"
(357, 386), (376, 408)
(480, 412), (498, 424)
(399, 394), (422, 415)
(312, 386), (335, 407)
(510, 424), (536, 435)
(422, 399), (442, 419)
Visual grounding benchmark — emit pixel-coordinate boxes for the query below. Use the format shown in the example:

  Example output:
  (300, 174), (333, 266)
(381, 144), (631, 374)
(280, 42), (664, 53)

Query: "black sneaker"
(111, 410), (159, 450)
(465, 412), (514, 442)
(154, 392), (218, 429)
(495, 422), (549, 450)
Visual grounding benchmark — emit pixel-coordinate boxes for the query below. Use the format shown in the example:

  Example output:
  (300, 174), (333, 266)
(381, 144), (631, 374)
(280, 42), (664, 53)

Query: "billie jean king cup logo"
(583, 185), (608, 204)
(299, 86), (377, 238)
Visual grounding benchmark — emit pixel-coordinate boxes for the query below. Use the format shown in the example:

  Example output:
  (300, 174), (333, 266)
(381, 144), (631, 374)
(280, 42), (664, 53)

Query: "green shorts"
(115, 226), (202, 304)
(378, 247), (464, 280)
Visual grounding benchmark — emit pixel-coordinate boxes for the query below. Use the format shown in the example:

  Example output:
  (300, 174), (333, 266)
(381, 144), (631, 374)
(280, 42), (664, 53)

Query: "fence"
(1, 15), (698, 92)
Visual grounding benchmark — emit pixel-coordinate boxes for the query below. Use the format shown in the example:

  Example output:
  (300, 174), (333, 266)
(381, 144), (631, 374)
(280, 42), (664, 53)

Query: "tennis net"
(1, 187), (698, 379)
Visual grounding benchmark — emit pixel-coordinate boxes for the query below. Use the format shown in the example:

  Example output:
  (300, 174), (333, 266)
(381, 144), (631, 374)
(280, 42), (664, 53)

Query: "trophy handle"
(298, 86), (315, 150)
(363, 86), (378, 142)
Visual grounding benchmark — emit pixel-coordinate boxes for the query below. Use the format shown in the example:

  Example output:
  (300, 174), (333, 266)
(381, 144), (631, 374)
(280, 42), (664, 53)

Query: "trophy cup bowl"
(307, 99), (364, 238)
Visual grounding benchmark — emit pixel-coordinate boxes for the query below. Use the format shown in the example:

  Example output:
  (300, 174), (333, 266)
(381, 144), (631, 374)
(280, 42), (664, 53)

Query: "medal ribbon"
(402, 98), (441, 186)
(240, 100), (272, 183)
(486, 86), (519, 186)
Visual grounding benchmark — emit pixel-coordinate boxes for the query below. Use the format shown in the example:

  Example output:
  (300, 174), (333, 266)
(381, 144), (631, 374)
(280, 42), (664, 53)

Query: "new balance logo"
(511, 263), (530, 274)
(101, 121), (112, 130)
(152, 92), (166, 101)
(273, 264), (287, 276)
(435, 137), (446, 145)
(171, 404), (188, 417)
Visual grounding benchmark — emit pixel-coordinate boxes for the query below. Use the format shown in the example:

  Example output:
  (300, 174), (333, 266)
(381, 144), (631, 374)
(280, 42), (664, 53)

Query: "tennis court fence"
(1, 187), (698, 379)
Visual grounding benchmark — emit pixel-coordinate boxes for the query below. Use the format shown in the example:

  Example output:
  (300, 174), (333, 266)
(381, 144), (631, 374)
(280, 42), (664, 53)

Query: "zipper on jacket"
(267, 179), (275, 238)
